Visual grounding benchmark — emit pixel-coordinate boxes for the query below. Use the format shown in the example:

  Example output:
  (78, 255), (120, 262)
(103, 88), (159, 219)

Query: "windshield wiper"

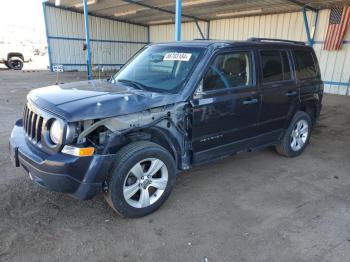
(117, 79), (146, 90)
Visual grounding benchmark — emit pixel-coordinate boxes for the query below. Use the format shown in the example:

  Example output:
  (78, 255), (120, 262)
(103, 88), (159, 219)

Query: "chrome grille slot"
(25, 106), (30, 134)
(36, 116), (43, 142)
(28, 111), (33, 136)
(23, 106), (28, 132)
(23, 104), (44, 143)
(31, 114), (37, 139)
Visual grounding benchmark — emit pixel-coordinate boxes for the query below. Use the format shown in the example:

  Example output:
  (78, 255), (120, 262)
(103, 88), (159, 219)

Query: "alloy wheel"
(290, 119), (309, 151)
(123, 158), (168, 208)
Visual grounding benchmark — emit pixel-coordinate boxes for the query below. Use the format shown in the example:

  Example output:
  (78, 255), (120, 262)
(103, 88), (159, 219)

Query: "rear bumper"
(9, 119), (115, 200)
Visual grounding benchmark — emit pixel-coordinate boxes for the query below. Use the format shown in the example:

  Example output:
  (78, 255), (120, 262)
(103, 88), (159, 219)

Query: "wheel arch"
(286, 97), (319, 128)
(7, 52), (24, 61)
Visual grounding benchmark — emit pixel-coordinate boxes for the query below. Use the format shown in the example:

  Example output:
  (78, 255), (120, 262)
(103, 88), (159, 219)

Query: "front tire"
(105, 141), (176, 218)
(276, 111), (312, 157)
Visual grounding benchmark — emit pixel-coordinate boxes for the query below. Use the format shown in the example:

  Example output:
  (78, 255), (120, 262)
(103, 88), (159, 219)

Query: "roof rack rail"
(247, 37), (305, 45)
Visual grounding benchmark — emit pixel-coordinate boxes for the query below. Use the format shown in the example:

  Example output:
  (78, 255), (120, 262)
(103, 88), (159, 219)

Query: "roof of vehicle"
(152, 38), (311, 49)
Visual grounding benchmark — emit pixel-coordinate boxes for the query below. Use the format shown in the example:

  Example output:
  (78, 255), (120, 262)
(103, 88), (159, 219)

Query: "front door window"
(202, 51), (252, 91)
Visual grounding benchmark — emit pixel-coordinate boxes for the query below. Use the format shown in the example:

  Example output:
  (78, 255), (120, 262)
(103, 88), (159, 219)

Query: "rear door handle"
(242, 98), (258, 105)
(285, 91), (297, 96)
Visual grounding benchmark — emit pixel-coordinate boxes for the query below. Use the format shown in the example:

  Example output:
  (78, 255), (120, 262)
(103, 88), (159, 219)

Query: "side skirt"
(192, 129), (283, 165)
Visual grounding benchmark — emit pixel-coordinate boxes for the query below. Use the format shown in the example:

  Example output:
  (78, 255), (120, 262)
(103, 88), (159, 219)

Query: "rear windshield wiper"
(117, 79), (146, 90)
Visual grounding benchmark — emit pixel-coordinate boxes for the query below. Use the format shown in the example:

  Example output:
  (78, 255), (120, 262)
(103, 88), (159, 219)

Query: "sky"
(0, 0), (46, 47)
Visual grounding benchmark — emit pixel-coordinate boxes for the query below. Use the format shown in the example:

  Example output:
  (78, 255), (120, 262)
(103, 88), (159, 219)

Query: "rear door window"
(260, 50), (292, 83)
(294, 50), (317, 80)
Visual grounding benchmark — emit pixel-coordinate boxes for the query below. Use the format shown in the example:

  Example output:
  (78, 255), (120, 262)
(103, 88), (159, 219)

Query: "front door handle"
(242, 98), (258, 105)
(285, 91), (297, 96)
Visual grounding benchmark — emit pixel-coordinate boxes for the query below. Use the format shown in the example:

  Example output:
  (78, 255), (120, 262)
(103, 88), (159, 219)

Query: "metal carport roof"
(47, 0), (349, 26)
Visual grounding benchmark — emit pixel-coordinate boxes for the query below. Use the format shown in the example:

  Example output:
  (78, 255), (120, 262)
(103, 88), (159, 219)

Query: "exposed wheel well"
(107, 129), (179, 169)
(144, 129), (178, 167)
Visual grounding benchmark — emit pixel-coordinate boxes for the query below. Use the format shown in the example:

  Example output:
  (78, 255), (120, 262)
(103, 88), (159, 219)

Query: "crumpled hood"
(28, 80), (181, 122)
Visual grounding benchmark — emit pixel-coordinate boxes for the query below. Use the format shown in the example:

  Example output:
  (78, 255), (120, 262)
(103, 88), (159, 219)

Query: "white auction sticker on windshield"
(163, 53), (192, 61)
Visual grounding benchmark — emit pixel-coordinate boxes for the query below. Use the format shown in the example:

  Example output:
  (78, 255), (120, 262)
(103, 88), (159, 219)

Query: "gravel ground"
(0, 70), (350, 262)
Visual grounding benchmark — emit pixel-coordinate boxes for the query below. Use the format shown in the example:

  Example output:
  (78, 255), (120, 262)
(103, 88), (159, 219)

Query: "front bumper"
(9, 119), (115, 200)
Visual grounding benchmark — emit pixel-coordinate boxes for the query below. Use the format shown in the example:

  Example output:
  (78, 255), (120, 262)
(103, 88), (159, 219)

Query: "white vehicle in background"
(0, 44), (31, 70)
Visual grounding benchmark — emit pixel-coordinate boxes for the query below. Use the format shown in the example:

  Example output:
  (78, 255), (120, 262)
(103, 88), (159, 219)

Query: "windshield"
(111, 45), (205, 93)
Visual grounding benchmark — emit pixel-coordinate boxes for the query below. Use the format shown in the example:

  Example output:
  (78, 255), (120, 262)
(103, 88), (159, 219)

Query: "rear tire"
(7, 57), (24, 70)
(104, 141), (176, 218)
(276, 111), (312, 157)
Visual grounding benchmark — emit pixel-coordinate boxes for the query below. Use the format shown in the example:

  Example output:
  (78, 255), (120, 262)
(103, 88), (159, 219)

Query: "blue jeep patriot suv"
(9, 38), (323, 217)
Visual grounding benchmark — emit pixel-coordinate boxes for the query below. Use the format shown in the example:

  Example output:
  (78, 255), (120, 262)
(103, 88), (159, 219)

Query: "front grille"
(23, 104), (44, 143)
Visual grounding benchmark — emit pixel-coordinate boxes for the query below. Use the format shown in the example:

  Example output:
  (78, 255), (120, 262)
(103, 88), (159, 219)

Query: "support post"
(147, 25), (150, 43)
(195, 20), (205, 39)
(175, 0), (182, 41)
(207, 21), (210, 40)
(311, 10), (318, 45)
(302, 7), (312, 46)
(42, 1), (53, 72)
(83, 0), (92, 80)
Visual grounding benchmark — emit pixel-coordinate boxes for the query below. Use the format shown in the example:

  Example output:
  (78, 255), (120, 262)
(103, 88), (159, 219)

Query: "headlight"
(50, 119), (63, 144)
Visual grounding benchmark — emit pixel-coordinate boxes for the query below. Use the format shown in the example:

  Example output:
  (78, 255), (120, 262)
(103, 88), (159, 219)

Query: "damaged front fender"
(77, 102), (192, 170)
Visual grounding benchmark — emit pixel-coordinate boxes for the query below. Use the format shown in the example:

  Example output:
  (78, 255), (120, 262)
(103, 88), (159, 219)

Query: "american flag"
(324, 5), (350, 50)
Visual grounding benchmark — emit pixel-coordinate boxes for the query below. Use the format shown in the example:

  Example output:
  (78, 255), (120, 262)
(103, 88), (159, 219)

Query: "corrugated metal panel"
(45, 5), (148, 72)
(149, 21), (208, 42)
(209, 11), (312, 41)
(150, 12), (312, 43)
(313, 9), (350, 95)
